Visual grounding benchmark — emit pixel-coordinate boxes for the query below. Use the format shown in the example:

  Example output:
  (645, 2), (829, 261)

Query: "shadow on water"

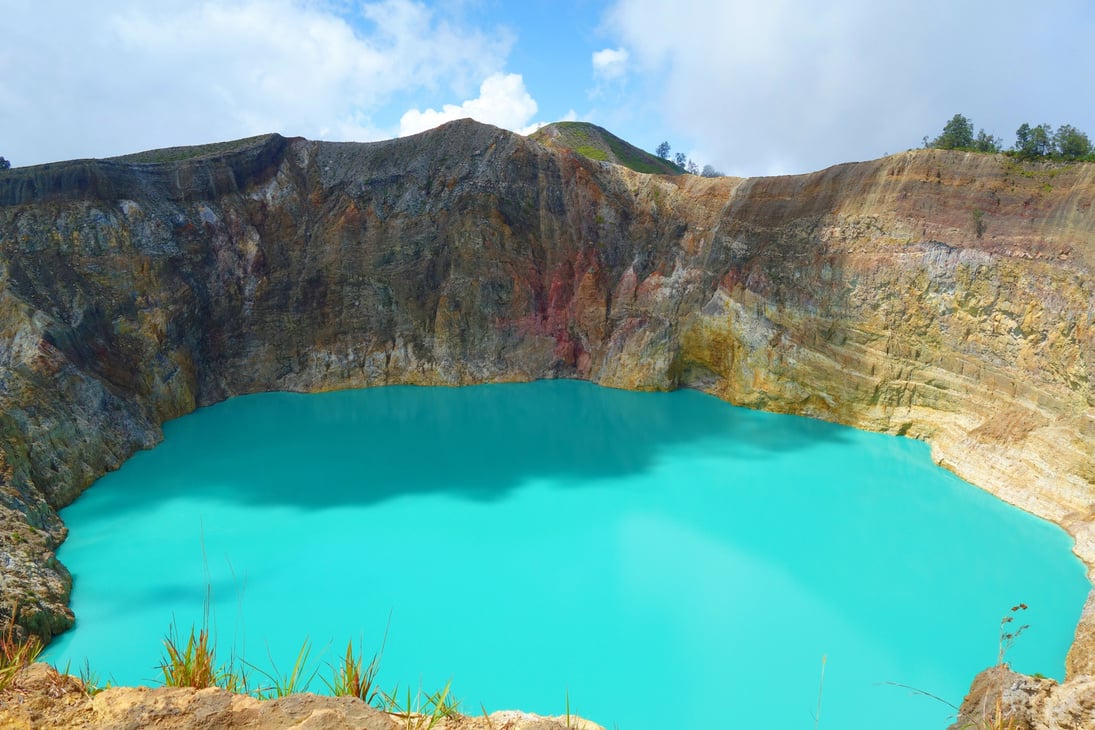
(116, 578), (242, 614)
(69, 380), (852, 521)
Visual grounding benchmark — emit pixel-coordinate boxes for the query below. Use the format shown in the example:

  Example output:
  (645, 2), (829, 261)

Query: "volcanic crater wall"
(0, 120), (1093, 676)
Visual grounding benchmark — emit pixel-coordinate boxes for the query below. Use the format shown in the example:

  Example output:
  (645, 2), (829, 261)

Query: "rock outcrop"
(0, 663), (604, 730)
(947, 665), (1095, 730)
(0, 119), (1093, 723)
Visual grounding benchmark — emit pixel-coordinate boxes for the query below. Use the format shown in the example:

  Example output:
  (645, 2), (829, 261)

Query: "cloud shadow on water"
(67, 380), (853, 521)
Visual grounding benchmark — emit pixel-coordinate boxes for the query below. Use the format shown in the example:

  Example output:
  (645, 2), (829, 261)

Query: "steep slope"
(530, 121), (684, 174)
(0, 121), (1094, 712)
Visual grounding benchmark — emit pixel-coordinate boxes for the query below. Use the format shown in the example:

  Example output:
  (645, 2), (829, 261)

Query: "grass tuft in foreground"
(159, 620), (219, 689)
(380, 679), (461, 730)
(76, 658), (111, 696)
(158, 590), (246, 692)
(324, 636), (385, 704)
(247, 638), (319, 699)
(0, 607), (42, 692)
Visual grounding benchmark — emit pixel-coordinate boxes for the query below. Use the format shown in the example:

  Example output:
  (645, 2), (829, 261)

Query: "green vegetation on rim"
(574, 145), (609, 161)
(925, 113), (1094, 162)
(530, 121), (686, 175)
(109, 134), (277, 164)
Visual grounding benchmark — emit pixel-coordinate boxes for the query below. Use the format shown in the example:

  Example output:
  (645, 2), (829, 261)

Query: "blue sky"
(3, 0), (1095, 176)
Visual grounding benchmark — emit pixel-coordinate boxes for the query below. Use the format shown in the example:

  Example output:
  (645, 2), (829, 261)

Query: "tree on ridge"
(1014, 123), (1054, 158)
(1053, 125), (1092, 159)
(929, 114), (975, 150)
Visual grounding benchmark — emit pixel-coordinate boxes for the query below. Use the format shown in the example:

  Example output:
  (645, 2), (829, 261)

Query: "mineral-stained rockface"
(0, 119), (1093, 717)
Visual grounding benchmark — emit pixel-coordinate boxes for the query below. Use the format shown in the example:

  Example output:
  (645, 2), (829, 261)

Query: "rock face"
(0, 120), (1093, 721)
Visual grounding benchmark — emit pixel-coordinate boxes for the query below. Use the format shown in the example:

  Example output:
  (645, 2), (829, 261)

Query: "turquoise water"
(45, 381), (1088, 729)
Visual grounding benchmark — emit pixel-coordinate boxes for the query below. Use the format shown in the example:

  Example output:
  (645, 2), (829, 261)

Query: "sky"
(3, 0), (1094, 177)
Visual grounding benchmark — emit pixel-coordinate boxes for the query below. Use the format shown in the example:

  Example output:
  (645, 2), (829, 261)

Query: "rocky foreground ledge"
(0, 663), (603, 730)
(945, 665), (1095, 730)
(0, 120), (1094, 727)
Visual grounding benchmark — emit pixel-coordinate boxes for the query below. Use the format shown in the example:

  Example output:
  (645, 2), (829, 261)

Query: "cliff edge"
(0, 120), (1093, 723)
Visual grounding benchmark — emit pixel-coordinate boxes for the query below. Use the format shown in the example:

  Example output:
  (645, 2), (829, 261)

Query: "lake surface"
(45, 381), (1088, 729)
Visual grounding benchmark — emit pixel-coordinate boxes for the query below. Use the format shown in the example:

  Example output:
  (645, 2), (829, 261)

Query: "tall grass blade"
(0, 607), (42, 692)
(813, 654), (826, 730)
(247, 638), (319, 699)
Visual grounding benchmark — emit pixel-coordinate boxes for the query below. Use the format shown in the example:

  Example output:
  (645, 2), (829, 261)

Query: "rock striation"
(0, 119), (1093, 721)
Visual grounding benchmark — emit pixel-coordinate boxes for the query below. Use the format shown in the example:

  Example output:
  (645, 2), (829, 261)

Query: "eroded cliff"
(0, 120), (1093, 708)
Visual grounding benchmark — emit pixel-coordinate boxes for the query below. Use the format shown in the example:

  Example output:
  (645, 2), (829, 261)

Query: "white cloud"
(592, 47), (629, 81)
(605, 0), (1095, 176)
(399, 73), (539, 137)
(0, 0), (512, 165)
